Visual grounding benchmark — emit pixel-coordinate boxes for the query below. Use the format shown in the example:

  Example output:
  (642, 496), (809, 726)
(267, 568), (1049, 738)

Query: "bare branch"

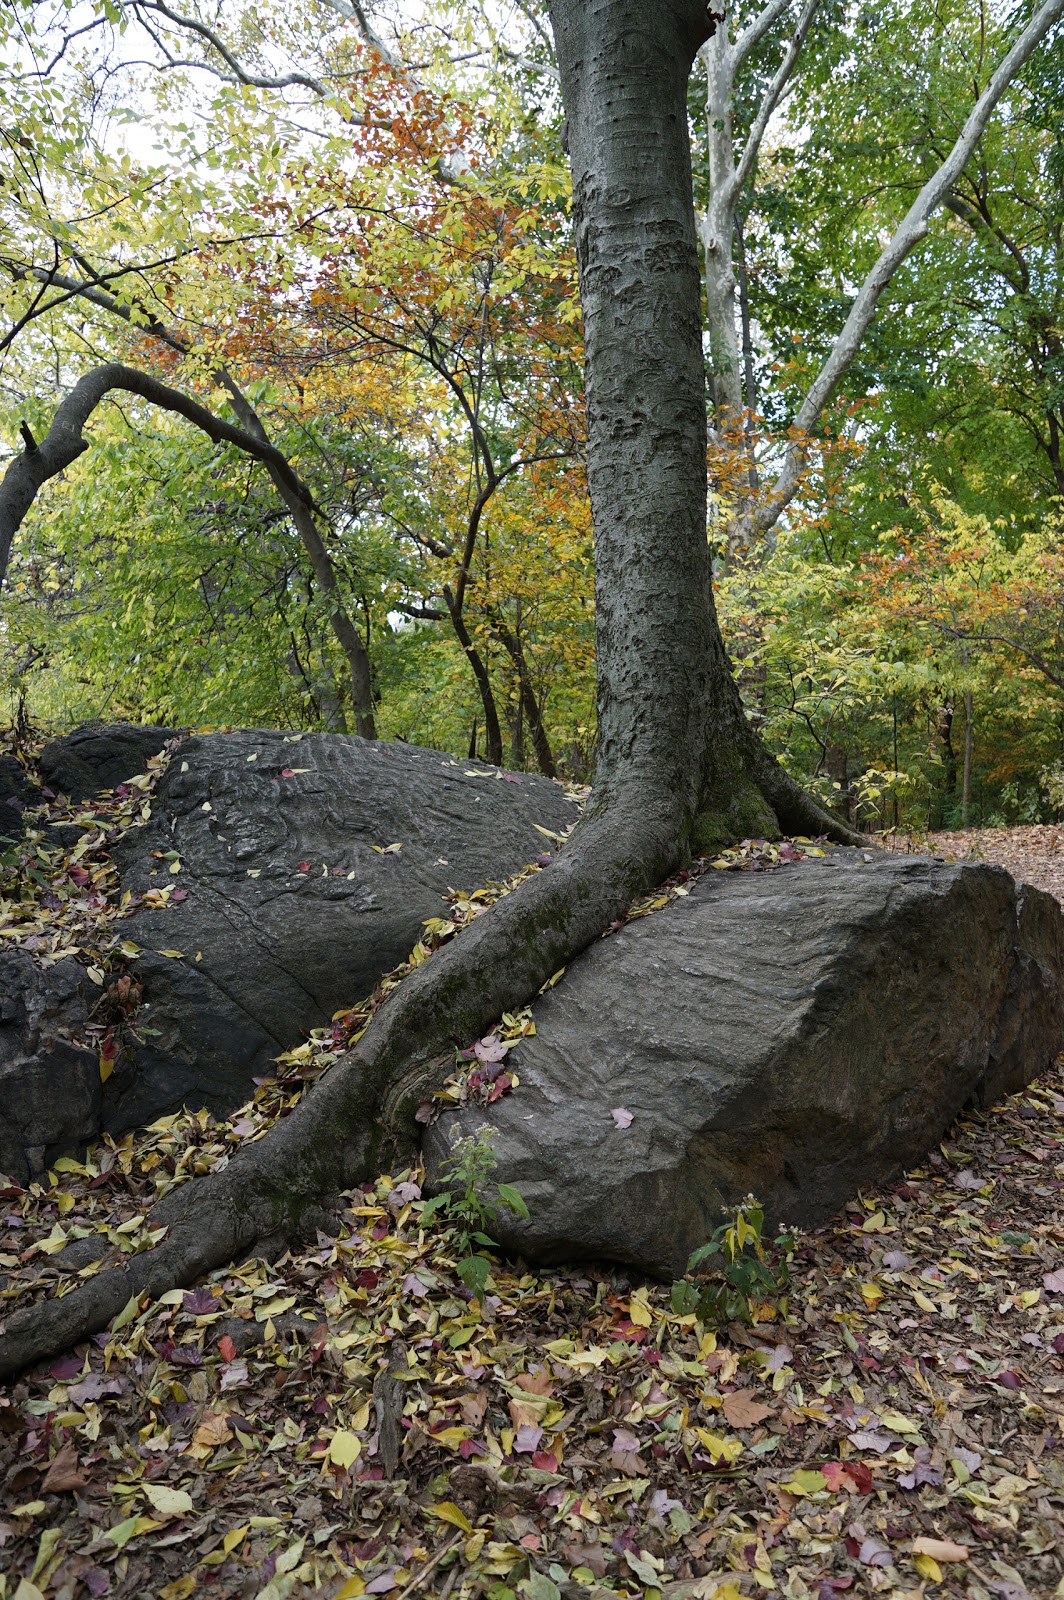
(732, 0), (794, 72)
(733, 0), (820, 196)
(133, 0), (331, 97)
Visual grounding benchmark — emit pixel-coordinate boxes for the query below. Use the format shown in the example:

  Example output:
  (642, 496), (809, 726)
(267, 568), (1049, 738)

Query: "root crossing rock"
(424, 851), (1064, 1277)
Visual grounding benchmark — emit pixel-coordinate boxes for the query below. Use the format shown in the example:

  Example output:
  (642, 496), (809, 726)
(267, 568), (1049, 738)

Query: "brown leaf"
(508, 1398), (541, 1430)
(911, 1536), (969, 1563)
(515, 1371), (554, 1397)
(459, 1392), (487, 1428)
(41, 1442), (87, 1494)
(721, 1389), (774, 1429)
(562, 1540), (607, 1579)
(191, 1410), (232, 1449)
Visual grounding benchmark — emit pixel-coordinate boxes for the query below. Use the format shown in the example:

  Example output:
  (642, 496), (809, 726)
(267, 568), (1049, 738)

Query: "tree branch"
(749, 0), (1064, 539)
(0, 362), (317, 586)
(733, 0), (820, 197)
(732, 0), (794, 72)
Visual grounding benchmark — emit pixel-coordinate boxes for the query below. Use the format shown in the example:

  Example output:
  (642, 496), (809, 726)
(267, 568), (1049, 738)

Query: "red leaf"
(218, 1335), (237, 1363)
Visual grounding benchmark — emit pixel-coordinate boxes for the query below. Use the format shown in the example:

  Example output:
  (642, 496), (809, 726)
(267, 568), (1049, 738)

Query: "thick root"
(0, 803), (681, 1379)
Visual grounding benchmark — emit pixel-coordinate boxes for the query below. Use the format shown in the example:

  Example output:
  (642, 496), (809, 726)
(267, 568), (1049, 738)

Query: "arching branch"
(0, 361), (322, 583)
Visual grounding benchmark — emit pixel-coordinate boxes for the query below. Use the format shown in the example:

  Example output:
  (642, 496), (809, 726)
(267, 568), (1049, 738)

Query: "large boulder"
(0, 952), (98, 1182)
(38, 725), (577, 1136)
(424, 851), (1064, 1278)
(38, 722), (175, 803)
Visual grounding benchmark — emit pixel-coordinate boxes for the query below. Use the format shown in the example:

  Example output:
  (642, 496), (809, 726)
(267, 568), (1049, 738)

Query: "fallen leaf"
(722, 1390), (774, 1429)
(911, 1536), (969, 1562)
(40, 1443), (87, 1494)
(142, 1485), (195, 1519)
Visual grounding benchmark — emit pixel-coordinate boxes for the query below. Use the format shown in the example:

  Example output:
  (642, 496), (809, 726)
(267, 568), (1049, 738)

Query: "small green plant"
(420, 1128), (529, 1298)
(671, 1201), (794, 1327)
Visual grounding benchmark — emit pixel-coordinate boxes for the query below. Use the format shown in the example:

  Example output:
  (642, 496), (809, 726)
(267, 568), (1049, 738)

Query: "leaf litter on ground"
(1, 739), (1063, 1600)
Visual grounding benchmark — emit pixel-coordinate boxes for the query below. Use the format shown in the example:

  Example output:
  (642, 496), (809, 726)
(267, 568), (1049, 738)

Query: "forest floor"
(1, 810), (1063, 1600)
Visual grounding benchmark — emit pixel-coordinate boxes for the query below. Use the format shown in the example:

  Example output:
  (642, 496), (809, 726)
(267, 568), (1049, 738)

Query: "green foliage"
(420, 1129), (529, 1299)
(670, 1202), (795, 1328)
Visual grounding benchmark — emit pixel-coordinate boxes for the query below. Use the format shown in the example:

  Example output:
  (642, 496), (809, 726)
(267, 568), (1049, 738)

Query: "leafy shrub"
(671, 1201), (794, 1326)
(421, 1129), (529, 1298)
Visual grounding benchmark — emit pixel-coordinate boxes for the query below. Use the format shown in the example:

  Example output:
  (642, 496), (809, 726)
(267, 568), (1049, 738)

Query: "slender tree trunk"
(491, 615), (556, 779)
(443, 586), (504, 765)
(218, 381), (377, 739)
(962, 690), (974, 827)
(0, 0), (859, 1380)
(734, 208), (759, 494)
(936, 699), (957, 825)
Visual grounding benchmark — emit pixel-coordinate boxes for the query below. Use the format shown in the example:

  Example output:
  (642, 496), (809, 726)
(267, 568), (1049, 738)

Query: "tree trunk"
(935, 699), (957, 826)
(491, 614), (557, 779)
(962, 690), (974, 827)
(0, 0), (859, 1380)
(216, 380), (377, 739)
(442, 586), (504, 766)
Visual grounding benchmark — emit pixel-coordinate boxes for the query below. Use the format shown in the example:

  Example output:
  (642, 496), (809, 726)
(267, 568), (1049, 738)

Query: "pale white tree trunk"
(726, 0), (1064, 553)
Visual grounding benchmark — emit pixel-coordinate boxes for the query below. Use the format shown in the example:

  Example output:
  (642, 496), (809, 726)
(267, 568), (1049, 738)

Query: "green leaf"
(496, 1183), (529, 1219)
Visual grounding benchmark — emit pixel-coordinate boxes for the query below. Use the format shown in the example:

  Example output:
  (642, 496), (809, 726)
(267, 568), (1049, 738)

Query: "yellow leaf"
(327, 1431), (362, 1468)
(158, 1579), (197, 1600)
(255, 1295), (296, 1321)
(914, 1552), (942, 1582)
(110, 1294), (142, 1333)
(57, 1191), (75, 1214)
(334, 1580), (366, 1599)
(628, 1295), (652, 1328)
(860, 1282), (884, 1309)
(694, 1428), (743, 1464)
(142, 1484), (194, 1518)
(426, 1501), (474, 1534)
(1019, 1288), (1040, 1309)
(780, 1469), (827, 1497)
(913, 1290), (938, 1313)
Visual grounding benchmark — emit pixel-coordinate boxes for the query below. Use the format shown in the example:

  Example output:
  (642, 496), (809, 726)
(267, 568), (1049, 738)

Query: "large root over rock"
(0, 777), (859, 1380)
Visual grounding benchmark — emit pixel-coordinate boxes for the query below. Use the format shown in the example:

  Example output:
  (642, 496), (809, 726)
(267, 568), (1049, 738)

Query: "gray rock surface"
(0, 952), (98, 1183)
(39, 722), (175, 802)
(52, 727), (575, 1134)
(424, 851), (1064, 1277)
(0, 754), (39, 842)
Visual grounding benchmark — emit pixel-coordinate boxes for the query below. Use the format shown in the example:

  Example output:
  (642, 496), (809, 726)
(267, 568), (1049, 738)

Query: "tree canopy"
(2, 0), (1064, 827)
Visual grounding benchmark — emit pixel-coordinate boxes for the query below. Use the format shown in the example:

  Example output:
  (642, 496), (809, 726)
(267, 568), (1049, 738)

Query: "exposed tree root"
(0, 776), (860, 1380)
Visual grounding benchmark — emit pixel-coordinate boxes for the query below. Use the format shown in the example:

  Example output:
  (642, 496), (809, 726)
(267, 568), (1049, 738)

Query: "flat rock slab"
(7, 726), (575, 1168)
(424, 852), (1064, 1278)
